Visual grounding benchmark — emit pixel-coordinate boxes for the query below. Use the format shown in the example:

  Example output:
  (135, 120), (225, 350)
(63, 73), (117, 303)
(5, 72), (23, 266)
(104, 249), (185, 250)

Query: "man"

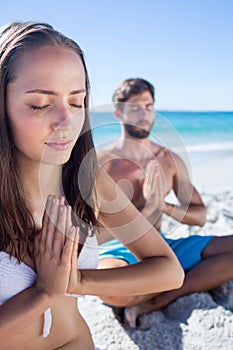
(97, 78), (233, 327)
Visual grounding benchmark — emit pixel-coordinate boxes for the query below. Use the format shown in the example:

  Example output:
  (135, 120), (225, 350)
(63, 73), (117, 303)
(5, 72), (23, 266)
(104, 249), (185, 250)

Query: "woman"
(0, 22), (184, 349)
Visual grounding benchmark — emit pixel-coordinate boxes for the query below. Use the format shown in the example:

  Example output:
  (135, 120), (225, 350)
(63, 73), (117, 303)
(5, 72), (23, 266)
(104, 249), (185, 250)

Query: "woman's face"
(6, 45), (86, 166)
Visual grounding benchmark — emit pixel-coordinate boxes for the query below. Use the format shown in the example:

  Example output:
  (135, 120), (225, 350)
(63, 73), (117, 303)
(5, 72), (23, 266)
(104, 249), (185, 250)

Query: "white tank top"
(0, 235), (99, 337)
(0, 235), (99, 304)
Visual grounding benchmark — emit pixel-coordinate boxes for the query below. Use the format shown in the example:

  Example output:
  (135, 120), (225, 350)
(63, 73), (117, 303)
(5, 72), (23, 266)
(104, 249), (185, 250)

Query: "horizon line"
(90, 108), (233, 113)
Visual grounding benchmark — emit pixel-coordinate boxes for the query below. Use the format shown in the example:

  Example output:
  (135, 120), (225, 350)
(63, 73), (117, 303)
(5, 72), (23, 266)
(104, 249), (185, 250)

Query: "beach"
(79, 154), (233, 350)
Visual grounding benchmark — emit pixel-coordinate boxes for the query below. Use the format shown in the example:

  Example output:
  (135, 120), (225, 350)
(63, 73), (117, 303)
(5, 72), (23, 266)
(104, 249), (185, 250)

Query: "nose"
(136, 107), (146, 118)
(52, 106), (72, 131)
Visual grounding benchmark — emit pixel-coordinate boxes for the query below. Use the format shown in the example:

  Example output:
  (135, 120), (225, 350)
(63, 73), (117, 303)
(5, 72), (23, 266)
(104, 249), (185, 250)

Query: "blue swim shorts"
(99, 234), (215, 271)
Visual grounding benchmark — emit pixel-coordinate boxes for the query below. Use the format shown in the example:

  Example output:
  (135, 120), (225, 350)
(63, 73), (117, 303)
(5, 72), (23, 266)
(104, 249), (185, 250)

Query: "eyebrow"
(25, 88), (86, 95)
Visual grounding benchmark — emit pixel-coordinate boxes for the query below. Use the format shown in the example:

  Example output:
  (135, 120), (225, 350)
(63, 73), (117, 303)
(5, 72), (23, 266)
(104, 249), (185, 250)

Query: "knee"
(202, 236), (233, 258)
(100, 295), (136, 307)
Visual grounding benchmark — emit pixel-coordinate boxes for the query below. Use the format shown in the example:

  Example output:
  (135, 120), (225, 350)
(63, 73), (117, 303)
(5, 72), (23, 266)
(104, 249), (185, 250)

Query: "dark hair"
(112, 78), (155, 111)
(0, 21), (98, 259)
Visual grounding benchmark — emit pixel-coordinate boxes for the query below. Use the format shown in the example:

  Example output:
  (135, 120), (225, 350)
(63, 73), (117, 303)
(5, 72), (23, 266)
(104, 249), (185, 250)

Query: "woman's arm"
(68, 169), (184, 297)
(0, 285), (53, 345)
(0, 196), (77, 344)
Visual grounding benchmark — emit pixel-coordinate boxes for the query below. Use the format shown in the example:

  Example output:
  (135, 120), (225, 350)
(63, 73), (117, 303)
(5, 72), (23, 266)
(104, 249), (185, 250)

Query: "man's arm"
(141, 155), (206, 227)
(163, 152), (206, 226)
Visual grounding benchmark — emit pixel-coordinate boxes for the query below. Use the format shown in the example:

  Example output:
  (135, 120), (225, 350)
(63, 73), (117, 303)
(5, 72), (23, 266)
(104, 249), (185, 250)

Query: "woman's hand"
(64, 205), (81, 295)
(34, 195), (78, 298)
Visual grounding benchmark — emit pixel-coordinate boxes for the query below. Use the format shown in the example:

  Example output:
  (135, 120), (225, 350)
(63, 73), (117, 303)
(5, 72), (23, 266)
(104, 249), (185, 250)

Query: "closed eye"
(31, 105), (50, 110)
(70, 103), (84, 109)
(146, 104), (154, 111)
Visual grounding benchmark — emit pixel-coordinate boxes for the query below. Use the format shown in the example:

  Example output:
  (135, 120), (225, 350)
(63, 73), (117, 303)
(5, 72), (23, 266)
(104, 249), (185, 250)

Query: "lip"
(136, 121), (149, 127)
(45, 140), (73, 151)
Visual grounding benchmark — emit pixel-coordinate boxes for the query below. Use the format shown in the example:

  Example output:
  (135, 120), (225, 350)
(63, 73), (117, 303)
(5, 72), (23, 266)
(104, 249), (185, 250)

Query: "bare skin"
(0, 46), (184, 348)
(97, 91), (233, 327)
(0, 45), (94, 350)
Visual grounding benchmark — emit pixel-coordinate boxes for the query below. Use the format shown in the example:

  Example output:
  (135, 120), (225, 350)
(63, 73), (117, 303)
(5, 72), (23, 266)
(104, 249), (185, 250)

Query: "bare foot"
(123, 292), (175, 329)
(123, 292), (176, 328)
(139, 291), (178, 314)
(113, 291), (181, 329)
(124, 306), (140, 328)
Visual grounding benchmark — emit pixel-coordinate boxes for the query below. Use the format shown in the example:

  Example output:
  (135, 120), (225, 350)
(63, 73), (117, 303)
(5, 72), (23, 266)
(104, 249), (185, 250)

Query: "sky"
(0, 0), (233, 111)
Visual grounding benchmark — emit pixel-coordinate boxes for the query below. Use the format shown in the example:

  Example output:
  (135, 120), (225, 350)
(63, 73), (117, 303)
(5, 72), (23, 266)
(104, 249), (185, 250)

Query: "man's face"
(120, 91), (155, 139)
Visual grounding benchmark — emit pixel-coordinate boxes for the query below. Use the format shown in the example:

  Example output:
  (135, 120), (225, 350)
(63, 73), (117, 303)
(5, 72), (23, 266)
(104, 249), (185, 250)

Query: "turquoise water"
(90, 111), (233, 165)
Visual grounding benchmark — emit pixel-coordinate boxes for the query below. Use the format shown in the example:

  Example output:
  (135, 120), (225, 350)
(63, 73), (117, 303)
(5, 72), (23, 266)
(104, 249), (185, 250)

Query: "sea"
(90, 110), (233, 168)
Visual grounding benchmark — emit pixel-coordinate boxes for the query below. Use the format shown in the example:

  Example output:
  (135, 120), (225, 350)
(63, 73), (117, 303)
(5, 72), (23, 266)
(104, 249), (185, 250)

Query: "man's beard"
(124, 122), (153, 139)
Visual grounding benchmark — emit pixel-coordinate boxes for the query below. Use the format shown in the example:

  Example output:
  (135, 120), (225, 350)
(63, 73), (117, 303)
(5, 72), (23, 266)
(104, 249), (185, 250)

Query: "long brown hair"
(0, 22), (98, 259)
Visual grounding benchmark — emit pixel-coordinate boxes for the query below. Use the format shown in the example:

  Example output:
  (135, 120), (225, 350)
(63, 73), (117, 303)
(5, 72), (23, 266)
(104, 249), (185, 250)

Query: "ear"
(114, 109), (123, 121)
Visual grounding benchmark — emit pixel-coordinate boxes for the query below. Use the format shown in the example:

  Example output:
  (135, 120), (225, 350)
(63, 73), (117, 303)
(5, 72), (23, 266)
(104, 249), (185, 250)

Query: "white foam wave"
(173, 141), (233, 153)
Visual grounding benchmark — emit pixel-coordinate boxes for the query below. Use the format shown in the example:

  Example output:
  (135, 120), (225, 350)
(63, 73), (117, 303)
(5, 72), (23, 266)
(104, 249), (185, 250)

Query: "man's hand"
(142, 160), (166, 212)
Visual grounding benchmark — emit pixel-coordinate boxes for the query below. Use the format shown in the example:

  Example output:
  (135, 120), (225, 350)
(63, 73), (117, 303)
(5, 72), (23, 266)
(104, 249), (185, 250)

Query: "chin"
(41, 148), (73, 165)
(41, 154), (72, 166)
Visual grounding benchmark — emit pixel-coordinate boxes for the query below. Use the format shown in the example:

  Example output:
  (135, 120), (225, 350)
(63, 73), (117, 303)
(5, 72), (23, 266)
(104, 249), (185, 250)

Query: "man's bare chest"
(107, 158), (174, 207)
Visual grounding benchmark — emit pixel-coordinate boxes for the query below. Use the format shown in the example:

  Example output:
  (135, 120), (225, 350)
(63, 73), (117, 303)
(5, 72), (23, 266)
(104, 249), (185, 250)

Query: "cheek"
(10, 119), (28, 142)
(11, 120), (43, 150)
(149, 114), (155, 123)
(123, 115), (132, 124)
(72, 113), (86, 138)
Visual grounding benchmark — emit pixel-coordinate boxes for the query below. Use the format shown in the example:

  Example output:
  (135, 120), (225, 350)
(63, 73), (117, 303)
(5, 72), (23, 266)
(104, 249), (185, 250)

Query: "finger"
(147, 164), (157, 193)
(52, 204), (67, 257)
(143, 178), (150, 199)
(144, 161), (158, 199)
(148, 160), (158, 171)
(40, 195), (53, 248)
(142, 180), (147, 199)
(59, 196), (65, 206)
(58, 196), (66, 247)
(157, 166), (166, 193)
(144, 164), (152, 192)
(61, 226), (75, 266)
(66, 205), (72, 237)
(148, 160), (158, 181)
(153, 172), (165, 208)
(145, 162), (151, 178)
(45, 197), (59, 251)
(58, 197), (66, 242)
(147, 168), (153, 189)
(34, 231), (41, 257)
(71, 227), (79, 269)
(146, 174), (157, 203)
(152, 173), (160, 193)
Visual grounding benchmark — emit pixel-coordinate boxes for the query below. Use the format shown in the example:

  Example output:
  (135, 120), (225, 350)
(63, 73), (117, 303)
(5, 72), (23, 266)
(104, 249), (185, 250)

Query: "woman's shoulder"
(95, 166), (117, 201)
(95, 166), (130, 216)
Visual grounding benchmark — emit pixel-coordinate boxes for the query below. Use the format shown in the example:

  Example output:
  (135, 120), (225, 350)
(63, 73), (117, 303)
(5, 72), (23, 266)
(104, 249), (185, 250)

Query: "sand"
(79, 155), (233, 350)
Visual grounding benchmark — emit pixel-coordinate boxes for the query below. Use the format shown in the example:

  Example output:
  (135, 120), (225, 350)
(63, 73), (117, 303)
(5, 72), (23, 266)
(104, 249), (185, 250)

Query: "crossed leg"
(138, 235), (233, 313)
(98, 235), (233, 326)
